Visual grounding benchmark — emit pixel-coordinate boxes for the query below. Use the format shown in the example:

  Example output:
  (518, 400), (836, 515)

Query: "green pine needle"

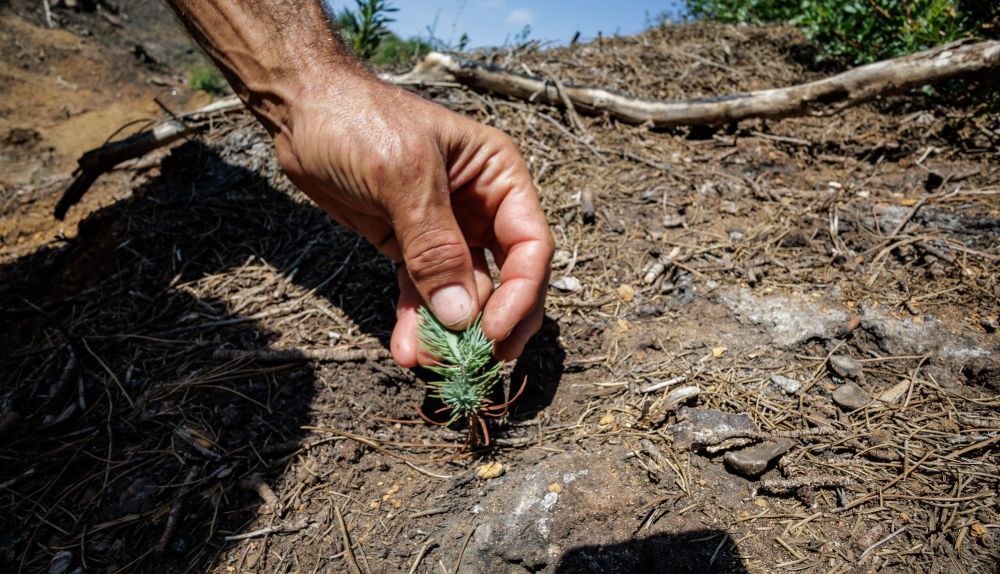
(417, 306), (504, 424)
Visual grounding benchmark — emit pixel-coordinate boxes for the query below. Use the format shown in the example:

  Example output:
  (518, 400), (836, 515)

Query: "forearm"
(165, 0), (372, 133)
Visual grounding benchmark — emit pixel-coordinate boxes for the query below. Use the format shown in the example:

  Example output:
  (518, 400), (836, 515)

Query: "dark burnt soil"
(1, 10), (999, 574)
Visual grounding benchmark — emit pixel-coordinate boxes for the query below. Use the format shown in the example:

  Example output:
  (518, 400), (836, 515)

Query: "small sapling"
(416, 306), (525, 448)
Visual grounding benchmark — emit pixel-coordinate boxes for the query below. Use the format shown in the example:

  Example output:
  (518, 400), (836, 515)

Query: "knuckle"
(405, 232), (468, 282)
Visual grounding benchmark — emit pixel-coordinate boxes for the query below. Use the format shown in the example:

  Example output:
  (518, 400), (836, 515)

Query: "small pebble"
(832, 381), (870, 410)
(665, 385), (700, 406)
(829, 354), (863, 379)
(770, 374), (802, 395)
(476, 461), (505, 479)
(550, 276), (582, 292)
(541, 491), (559, 511)
(981, 317), (998, 333)
(663, 213), (685, 228)
(724, 439), (793, 477)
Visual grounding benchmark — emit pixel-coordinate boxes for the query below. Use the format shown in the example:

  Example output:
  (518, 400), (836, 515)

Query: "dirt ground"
(1, 3), (998, 574)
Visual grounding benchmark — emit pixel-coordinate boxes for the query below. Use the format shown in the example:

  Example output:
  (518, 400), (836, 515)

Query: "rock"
(455, 450), (641, 573)
(663, 213), (685, 228)
(961, 357), (1000, 393)
(832, 382), (870, 410)
(670, 407), (757, 450)
(48, 550), (73, 574)
(720, 288), (848, 348)
(829, 354), (863, 379)
(550, 276), (582, 292)
(664, 385), (700, 407)
(770, 374), (801, 395)
(981, 317), (998, 333)
(724, 439), (793, 476)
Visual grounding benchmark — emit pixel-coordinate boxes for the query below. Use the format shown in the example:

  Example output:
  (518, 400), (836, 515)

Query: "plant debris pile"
(1, 15), (998, 574)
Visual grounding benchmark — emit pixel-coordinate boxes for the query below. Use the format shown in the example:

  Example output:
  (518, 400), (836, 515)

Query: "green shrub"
(336, 0), (398, 59)
(370, 33), (432, 68)
(188, 64), (227, 95)
(685, 0), (999, 63)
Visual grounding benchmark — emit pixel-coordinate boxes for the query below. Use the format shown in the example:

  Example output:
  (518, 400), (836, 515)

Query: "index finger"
(480, 166), (554, 343)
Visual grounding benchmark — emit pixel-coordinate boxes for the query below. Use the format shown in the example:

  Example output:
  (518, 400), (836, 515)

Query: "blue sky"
(328, 1), (687, 48)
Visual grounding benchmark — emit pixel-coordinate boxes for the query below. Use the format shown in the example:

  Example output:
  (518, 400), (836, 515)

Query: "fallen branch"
(755, 475), (853, 495)
(55, 96), (243, 219)
(213, 347), (389, 363)
(223, 517), (310, 541)
(55, 39), (998, 219)
(393, 39), (999, 128)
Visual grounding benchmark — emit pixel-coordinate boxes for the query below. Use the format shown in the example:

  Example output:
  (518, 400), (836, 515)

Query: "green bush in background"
(370, 33), (432, 68)
(685, 0), (999, 63)
(332, 0), (434, 67)
(188, 64), (227, 95)
(336, 0), (398, 59)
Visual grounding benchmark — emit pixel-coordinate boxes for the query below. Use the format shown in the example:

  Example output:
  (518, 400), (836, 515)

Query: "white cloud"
(506, 8), (533, 25)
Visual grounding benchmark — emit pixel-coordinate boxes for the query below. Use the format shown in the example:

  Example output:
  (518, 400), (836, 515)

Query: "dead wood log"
(392, 39), (999, 128)
(55, 39), (998, 219)
(54, 96), (243, 219)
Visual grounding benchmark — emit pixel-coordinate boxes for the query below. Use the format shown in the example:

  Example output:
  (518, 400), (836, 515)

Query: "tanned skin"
(165, 1), (554, 366)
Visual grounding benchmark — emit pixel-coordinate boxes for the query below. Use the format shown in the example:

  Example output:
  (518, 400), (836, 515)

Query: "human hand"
(271, 77), (554, 366)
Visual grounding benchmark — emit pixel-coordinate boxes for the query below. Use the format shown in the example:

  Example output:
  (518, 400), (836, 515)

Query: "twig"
(408, 508), (449, 519)
(690, 426), (840, 449)
(42, 0), (54, 28)
(213, 347), (389, 363)
(548, 75), (585, 134)
(173, 427), (221, 460)
(240, 473), (281, 515)
(407, 537), (436, 574)
(451, 525), (477, 574)
(858, 526), (907, 561)
(156, 467), (199, 554)
(756, 475), (853, 495)
(748, 130), (811, 147)
(403, 461), (453, 479)
(643, 247), (682, 285)
(223, 517), (309, 541)
(639, 375), (687, 394)
(335, 504), (363, 574)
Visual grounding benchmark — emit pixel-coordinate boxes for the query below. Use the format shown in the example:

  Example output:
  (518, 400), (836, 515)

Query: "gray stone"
(550, 276), (582, 292)
(670, 407), (757, 450)
(724, 439), (793, 476)
(719, 288), (848, 348)
(832, 382), (870, 410)
(770, 374), (802, 395)
(453, 450), (647, 573)
(663, 213), (685, 228)
(829, 354), (863, 379)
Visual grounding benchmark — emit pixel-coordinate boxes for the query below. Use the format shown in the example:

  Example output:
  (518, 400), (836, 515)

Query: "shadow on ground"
(555, 529), (749, 573)
(0, 137), (563, 572)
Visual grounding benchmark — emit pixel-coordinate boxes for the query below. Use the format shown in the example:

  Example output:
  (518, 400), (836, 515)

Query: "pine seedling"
(417, 306), (524, 447)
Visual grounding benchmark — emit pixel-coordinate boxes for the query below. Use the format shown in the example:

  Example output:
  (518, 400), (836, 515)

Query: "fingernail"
(430, 285), (472, 327)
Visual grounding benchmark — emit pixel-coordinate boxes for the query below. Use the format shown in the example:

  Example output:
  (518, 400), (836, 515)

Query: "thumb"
(394, 193), (479, 330)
